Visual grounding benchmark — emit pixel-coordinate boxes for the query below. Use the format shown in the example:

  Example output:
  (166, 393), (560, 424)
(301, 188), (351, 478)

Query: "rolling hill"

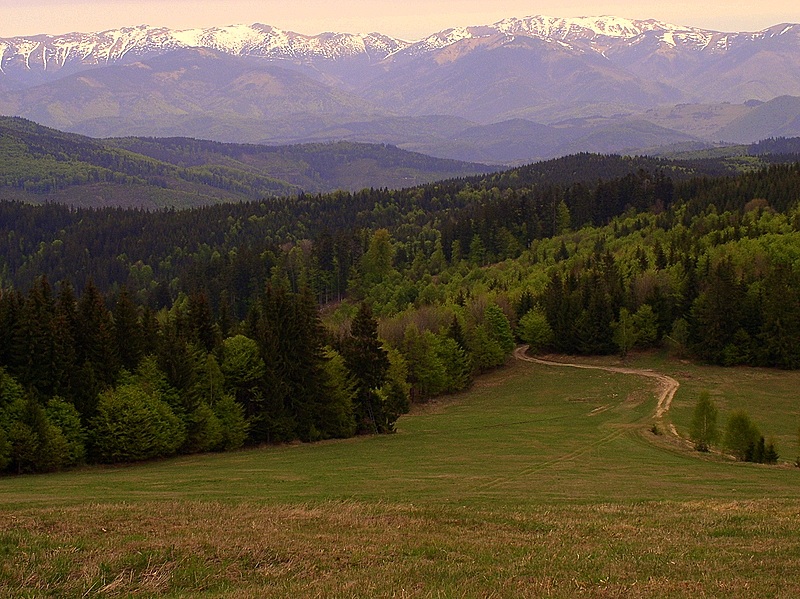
(0, 117), (492, 208)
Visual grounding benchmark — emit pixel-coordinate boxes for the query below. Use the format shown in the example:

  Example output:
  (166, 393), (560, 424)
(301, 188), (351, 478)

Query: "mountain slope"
(105, 136), (494, 193)
(0, 48), (386, 141)
(3, 15), (800, 163)
(0, 117), (492, 208)
(714, 96), (800, 143)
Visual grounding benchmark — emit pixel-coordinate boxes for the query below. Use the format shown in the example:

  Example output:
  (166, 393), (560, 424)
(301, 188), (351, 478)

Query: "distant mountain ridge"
(3, 15), (800, 163)
(2, 16), (798, 87)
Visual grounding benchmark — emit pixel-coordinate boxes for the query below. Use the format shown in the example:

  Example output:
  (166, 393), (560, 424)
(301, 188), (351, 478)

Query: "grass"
(2, 356), (800, 597)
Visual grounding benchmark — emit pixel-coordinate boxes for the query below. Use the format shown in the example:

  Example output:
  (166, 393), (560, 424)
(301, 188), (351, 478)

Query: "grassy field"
(2, 354), (799, 597)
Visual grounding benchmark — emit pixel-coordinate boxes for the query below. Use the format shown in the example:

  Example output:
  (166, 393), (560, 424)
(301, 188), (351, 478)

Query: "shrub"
(90, 383), (185, 463)
(518, 308), (553, 352)
(724, 411), (761, 461)
(689, 391), (718, 452)
(212, 395), (249, 451)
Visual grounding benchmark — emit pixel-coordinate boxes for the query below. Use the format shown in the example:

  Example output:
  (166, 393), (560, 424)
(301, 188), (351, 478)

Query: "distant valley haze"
(2, 4), (800, 164)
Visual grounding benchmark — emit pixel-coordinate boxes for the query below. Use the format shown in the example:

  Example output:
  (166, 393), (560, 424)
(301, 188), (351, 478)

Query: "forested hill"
(105, 136), (493, 194)
(0, 117), (491, 208)
(2, 150), (800, 474)
(0, 153), (690, 295)
(3, 152), (800, 297)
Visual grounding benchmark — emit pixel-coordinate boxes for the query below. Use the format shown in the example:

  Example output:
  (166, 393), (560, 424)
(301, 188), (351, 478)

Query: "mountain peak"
(493, 15), (681, 39)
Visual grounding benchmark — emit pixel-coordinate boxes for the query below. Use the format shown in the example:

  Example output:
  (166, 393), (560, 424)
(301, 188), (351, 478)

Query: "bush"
(724, 411), (761, 461)
(7, 397), (70, 474)
(90, 383), (185, 463)
(689, 391), (718, 452)
(212, 394), (249, 451)
(518, 309), (553, 352)
(46, 397), (87, 466)
(182, 403), (224, 454)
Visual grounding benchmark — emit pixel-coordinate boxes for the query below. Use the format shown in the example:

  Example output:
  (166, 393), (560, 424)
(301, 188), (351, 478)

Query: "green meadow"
(2, 354), (800, 597)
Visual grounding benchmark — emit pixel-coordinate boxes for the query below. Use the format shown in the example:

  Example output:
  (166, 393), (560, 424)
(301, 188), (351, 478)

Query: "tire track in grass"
(514, 346), (680, 426)
(475, 347), (681, 491)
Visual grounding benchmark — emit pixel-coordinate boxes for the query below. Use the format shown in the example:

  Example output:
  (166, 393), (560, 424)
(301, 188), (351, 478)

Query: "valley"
(2, 353), (799, 597)
(2, 9), (800, 598)
(3, 16), (800, 163)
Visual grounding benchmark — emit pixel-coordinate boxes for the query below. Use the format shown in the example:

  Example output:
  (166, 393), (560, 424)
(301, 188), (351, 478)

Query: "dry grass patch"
(2, 499), (800, 597)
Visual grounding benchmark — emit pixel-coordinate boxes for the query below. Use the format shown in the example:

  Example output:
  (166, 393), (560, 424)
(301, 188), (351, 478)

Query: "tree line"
(3, 153), (800, 474)
(0, 268), (517, 474)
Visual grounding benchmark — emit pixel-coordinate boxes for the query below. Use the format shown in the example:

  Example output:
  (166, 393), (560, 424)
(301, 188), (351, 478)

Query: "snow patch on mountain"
(0, 15), (797, 79)
(0, 24), (410, 75)
(494, 15), (670, 39)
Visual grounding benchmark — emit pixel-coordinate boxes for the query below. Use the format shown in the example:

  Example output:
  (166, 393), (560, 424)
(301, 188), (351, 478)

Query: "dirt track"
(514, 345), (680, 433)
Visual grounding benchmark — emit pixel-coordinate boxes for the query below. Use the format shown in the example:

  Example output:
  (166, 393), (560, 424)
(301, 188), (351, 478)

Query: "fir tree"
(343, 302), (391, 433)
(113, 286), (143, 372)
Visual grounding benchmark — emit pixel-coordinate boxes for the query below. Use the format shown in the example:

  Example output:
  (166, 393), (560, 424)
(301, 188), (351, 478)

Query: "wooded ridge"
(2, 147), (799, 474)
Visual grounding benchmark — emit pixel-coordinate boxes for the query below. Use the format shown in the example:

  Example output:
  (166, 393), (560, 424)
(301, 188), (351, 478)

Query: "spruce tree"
(187, 291), (218, 353)
(75, 281), (119, 394)
(113, 286), (144, 372)
(344, 302), (390, 433)
(15, 277), (57, 398)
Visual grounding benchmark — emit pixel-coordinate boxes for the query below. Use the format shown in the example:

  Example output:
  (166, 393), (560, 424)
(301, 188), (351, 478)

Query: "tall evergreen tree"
(75, 281), (119, 391)
(14, 277), (57, 399)
(187, 291), (218, 353)
(343, 302), (391, 433)
(759, 264), (800, 369)
(0, 290), (22, 372)
(690, 258), (744, 364)
(113, 286), (144, 372)
(53, 281), (79, 399)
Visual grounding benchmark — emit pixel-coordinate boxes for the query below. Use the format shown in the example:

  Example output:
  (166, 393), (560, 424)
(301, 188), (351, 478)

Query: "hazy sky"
(4, 1), (800, 38)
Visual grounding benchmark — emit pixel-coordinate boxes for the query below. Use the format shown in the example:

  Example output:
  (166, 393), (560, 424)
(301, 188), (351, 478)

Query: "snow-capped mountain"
(0, 23), (408, 86)
(3, 15), (799, 80)
(2, 15), (800, 163)
(396, 15), (800, 59)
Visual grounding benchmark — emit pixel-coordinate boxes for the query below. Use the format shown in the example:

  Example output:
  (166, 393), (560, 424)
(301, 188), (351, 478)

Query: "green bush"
(90, 383), (185, 463)
(724, 411), (761, 461)
(518, 309), (553, 353)
(46, 397), (87, 466)
(212, 395), (249, 451)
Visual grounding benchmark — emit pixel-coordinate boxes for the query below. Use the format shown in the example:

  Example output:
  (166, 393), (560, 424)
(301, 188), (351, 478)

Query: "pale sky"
(3, 1), (799, 39)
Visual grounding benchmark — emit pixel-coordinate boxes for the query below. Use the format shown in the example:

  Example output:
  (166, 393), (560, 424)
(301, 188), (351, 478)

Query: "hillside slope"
(0, 117), (491, 207)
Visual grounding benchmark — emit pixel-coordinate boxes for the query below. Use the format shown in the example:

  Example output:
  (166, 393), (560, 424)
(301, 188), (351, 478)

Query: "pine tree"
(75, 281), (119, 393)
(343, 302), (390, 433)
(187, 291), (219, 353)
(283, 284), (338, 441)
(113, 286), (144, 372)
(0, 290), (22, 372)
(759, 264), (800, 369)
(52, 282), (78, 399)
(14, 277), (57, 398)
(690, 258), (744, 364)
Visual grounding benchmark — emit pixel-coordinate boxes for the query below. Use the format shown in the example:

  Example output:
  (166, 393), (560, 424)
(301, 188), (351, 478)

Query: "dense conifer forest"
(2, 147), (800, 474)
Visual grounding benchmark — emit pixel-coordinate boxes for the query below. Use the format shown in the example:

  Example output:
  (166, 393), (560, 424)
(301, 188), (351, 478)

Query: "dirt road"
(514, 345), (680, 433)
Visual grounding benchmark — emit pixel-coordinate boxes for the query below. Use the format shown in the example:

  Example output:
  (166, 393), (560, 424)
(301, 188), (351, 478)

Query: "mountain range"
(2, 15), (800, 163)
